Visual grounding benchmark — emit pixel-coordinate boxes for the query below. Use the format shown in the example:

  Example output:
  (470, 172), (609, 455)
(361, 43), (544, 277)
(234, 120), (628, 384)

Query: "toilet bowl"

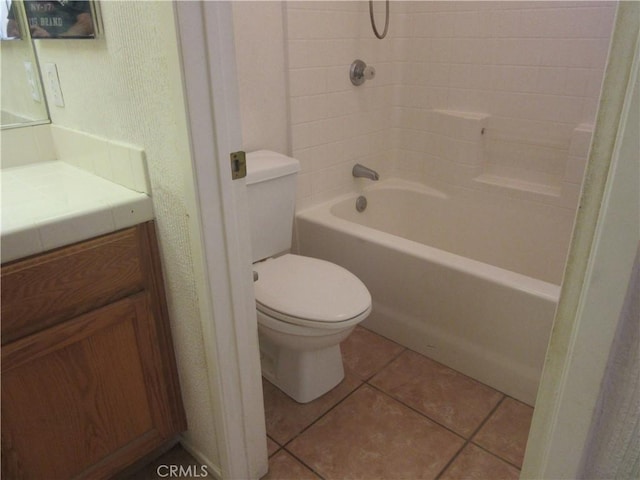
(245, 150), (372, 403)
(253, 254), (371, 403)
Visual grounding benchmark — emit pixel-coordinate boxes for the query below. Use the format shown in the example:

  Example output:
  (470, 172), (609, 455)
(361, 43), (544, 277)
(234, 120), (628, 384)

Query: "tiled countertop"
(1, 161), (154, 263)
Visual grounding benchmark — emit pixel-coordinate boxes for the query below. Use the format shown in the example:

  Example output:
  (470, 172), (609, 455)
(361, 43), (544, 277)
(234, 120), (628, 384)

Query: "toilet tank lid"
(246, 150), (300, 185)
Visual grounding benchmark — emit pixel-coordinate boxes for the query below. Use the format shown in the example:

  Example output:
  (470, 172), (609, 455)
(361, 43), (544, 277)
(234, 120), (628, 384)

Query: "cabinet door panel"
(1, 228), (144, 344)
(1, 295), (170, 479)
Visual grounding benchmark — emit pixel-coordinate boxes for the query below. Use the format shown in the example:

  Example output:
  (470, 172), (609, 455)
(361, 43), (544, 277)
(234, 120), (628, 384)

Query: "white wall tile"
(289, 68), (327, 97)
(290, 95), (328, 123)
(281, 0), (613, 211)
(1, 125), (54, 168)
(535, 68), (568, 96)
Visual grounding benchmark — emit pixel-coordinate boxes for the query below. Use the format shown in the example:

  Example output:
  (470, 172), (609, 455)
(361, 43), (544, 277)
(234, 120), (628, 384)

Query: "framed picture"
(19, 0), (101, 39)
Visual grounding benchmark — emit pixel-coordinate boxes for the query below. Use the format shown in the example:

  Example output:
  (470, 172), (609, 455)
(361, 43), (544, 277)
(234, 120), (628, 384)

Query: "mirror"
(1, 1), (49, 128)
(0, 1), (101, 130)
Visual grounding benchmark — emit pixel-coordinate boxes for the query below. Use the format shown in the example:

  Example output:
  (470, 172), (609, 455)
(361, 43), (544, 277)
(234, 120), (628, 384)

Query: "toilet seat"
(253, 254), (372, 329)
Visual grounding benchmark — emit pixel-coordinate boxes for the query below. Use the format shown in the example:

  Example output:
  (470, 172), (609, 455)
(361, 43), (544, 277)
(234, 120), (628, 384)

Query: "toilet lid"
(253, 254), (371, 326)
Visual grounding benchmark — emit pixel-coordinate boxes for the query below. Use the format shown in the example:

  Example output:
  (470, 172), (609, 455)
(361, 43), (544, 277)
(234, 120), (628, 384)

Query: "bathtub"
(295, 179), (575, 405)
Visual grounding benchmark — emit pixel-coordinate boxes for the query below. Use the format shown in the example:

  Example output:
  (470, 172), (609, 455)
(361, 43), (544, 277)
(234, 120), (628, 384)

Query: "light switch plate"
(44, 63), (65, 107)
(23, 61), (41, 102)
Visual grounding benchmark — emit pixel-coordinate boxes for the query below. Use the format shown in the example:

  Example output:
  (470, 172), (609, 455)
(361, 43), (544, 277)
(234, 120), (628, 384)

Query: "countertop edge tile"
(1, 161), (154, 264)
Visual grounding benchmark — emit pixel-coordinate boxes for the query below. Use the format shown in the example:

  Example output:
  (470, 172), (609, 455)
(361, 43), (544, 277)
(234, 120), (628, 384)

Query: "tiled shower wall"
(286, 1), (616, 210)
(287, 1), (396, 209)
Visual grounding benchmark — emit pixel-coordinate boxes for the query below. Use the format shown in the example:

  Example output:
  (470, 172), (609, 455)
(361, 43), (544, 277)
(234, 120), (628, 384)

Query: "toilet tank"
(246, 151), (300, 262)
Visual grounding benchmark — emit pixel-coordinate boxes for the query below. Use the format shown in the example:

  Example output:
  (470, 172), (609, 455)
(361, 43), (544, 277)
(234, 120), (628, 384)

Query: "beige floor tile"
(473, 397), (534, 468)
(287, 385), (464, 480)
(440, 443), (520, 480)
(261, 450), (320, 480)
(267, 437), (280, 457)
(341, 326), (405, 380)
(263, 374), (362, 445)
(370, 350), (503, 437)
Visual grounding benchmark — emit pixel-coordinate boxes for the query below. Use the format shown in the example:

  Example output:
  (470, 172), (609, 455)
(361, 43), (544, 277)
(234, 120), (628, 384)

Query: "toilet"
(246, 150), (372, 403)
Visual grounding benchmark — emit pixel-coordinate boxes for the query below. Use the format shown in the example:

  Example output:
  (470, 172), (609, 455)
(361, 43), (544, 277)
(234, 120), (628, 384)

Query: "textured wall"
(580, 244), (640, 479)
(33, 1), (220, 469)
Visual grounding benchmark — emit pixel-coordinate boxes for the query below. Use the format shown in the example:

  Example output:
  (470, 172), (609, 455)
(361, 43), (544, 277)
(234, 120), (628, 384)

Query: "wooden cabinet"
(1, 222), (187, 479)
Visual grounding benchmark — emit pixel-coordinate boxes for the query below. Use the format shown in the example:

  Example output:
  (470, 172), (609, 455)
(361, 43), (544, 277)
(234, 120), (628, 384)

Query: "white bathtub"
(295, 179), (575, 404)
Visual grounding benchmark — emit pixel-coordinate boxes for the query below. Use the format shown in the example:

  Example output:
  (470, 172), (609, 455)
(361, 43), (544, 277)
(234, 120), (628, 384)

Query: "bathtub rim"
(296, 179), (561, 303)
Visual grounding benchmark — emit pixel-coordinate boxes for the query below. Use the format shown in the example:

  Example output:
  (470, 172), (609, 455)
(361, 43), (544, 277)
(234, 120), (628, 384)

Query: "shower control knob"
(363, 65), (376, 80)
(350, 59), (375, 86)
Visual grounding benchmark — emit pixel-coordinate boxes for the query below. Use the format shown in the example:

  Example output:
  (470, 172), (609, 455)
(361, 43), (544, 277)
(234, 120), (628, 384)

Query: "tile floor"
(262, 326), (534, 480)
(125, 444), (215, 479)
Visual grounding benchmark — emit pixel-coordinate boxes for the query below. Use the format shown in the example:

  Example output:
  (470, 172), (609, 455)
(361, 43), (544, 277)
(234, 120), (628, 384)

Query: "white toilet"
(246, 150), (372, 403)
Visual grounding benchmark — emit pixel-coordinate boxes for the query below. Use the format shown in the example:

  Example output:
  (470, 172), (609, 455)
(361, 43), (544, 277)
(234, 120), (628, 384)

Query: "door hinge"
(230, 151), (247, 180)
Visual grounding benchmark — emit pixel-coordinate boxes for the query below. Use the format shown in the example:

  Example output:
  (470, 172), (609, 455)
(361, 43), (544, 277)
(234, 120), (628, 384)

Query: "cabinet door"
(2, 294), (180, 479)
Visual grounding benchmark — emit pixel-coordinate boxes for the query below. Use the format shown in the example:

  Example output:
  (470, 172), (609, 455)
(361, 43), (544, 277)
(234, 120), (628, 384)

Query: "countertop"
(1, 161), (154, 263)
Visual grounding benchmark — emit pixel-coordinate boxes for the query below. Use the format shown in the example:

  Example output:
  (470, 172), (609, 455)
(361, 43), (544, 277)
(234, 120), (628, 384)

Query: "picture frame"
(21, 0), (102, 40)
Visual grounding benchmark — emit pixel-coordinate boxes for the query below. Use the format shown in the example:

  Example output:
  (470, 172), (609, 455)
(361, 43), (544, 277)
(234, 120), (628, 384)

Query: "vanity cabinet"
(1, 222), (187, 479)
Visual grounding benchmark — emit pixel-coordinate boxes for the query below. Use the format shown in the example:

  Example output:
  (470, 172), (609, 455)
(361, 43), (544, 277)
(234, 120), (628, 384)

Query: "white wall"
(32, 1), (221, 470)
(232, 1), (289, 154)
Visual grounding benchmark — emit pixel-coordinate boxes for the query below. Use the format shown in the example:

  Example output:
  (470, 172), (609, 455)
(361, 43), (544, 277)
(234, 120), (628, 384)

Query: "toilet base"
(259, 333), (345, 403)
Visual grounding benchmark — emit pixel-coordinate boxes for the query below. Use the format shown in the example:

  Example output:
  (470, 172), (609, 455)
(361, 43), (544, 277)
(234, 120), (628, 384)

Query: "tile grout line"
(360, 328), (533, 469)
(433, 396), (506, 479)
(434, 395), (512, 480)
(360, 344), (408, 383)
(281, 447), (327, 480)
(267, 428), (326, 478)
(270, 335), (407, 479)
(467, 394), (531, 471)
(363, 380), (515, 479)
(365, 381), (468, 441)
(469, 394), (508, 440)
(362, 382), (510, 480)
(277, 382), (368, 477)
(266, 434), (281, 459)
(469, 439), (525, 472)
(281, 381), (366, 449)
(276, 330), (406, 449)
(263, 326), (531, 478)
(433, 438), (468, 480)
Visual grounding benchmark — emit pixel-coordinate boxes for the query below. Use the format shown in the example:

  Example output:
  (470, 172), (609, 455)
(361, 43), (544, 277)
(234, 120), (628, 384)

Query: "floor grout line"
(276, 382), (370, 480)
(360, 344), (408, 383)
(469, 440), (525, 471)
(281, 381), (366, 450)
(365, 381), (468, 441)
(469, 394), (507, 440)
(434, 395), (511, 479)
(281, 447), (327, 480)
(434, 437), (468, 480)
(263, 326), (531, 479)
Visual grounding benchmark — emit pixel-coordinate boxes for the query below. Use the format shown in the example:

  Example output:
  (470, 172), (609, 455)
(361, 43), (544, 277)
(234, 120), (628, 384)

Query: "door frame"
(522, 5), (639, 478)
(174, 2), (267, 479)
(174, 1), (639, 479)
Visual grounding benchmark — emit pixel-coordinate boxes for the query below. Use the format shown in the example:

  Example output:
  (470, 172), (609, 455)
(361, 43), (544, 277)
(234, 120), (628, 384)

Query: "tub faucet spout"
(352, 164), (379, 181)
